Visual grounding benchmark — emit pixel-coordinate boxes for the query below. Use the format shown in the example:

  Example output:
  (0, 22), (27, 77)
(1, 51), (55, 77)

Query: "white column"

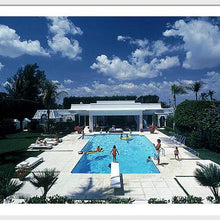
(164, 115), (167, 127)
(89, 115), (93, 132)
(139, 112), (143, 130)
(157, 115), (160, 127)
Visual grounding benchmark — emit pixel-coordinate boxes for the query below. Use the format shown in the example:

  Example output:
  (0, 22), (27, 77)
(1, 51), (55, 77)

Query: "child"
(110, 145), (119, 162)
(147, 156), (151, 162)
(174, 147), (179, 160)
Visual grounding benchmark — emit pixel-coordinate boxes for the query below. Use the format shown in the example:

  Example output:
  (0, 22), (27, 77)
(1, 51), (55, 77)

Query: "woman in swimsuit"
(110, 145), (119, 162)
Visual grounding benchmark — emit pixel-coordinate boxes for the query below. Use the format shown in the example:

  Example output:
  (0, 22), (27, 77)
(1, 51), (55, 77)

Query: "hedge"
(175, 100), (220, 152)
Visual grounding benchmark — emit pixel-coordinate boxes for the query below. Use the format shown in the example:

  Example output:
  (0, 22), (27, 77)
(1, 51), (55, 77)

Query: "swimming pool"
(71, 134), (160, 174)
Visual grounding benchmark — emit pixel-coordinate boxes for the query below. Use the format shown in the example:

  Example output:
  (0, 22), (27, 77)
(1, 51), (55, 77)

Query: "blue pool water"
(71, 134), (160, 174)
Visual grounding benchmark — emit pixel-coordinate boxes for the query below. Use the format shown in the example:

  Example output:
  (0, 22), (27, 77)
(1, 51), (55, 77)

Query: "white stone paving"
(14, 130), (218, 202)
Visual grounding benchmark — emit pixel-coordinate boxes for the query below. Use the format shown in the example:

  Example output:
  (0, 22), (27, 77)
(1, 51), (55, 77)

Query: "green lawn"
(159, 129), (220, 164)
(196, 149), (220, 165)
(0, 132), (44, 173)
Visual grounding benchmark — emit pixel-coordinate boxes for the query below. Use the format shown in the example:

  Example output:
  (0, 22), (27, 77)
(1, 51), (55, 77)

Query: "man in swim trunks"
(154, 139), (161, 165)
(110, 145), (119, 162)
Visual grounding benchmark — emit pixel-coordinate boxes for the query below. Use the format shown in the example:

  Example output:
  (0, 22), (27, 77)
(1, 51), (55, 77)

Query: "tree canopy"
(4, 63), (46, 102)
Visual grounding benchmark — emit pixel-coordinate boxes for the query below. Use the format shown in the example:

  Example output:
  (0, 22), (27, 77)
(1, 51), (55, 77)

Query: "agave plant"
(194, 163), (220, 200)
(30, 168), (59, 198)
(0, 168), (23, 200)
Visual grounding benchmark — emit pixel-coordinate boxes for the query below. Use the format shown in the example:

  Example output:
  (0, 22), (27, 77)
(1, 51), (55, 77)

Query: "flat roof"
(70, 100), (162, 111)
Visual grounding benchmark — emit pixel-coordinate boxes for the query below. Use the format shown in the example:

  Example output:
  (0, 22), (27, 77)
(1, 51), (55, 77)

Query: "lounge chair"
(15, 157), (43, 169)
(170, 133), (178, 141)
(28, 143), (53, 149)
(44, 138), (58, 145)
(169, 132), (175, 140)
(110, 162), (121, 188)
(183, 146), (199, 157)
(177, 136), (186, 145)
(173, 135), (182, 144)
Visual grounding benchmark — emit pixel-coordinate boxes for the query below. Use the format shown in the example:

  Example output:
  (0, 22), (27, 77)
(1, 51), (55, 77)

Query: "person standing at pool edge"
(111, 145), (119, 162)
(154, 139), (161, 165)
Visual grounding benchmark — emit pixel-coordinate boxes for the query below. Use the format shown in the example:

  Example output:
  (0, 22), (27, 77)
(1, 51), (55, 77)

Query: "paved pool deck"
(14, 129), (218, 201)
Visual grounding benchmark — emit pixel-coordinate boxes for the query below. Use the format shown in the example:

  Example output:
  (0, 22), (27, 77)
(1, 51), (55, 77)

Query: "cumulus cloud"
(0, 24), (49, 58)
(91, 54), (180, 80)
(117, 35), (148, 48)
(64, 79), (74, 84)
(91, 35), (179, 81)
(201, 71), (220, 99)
(155, 56), (180, 70)
(0, 62), (4, 70)
(117, 35), (168, 55)
(63, 70), (220, 106)
(163, 19), (220, 69)
(47, 17), (83, 60)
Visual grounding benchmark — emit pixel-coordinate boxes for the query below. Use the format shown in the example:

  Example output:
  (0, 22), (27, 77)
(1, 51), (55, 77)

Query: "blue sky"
(0, 16), (220, 105)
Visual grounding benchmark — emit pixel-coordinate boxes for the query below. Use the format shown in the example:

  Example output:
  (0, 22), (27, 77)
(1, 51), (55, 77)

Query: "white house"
(70, 100), (173, 131)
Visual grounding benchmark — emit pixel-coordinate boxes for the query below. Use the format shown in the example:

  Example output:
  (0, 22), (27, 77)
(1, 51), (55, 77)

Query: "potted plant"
(148, 125), (157, 134)
(74, 126), (82, 134)
(16, 166), (30, 181)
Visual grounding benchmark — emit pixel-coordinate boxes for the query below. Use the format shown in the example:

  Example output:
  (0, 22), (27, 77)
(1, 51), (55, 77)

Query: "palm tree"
(42, 80), (67, 132)
(0, 169), (23, 200)
(187, 81), (204, 100)
(171, 84), (187, 110)
(208, 90), (215, 101)
(30, 168), (59, 198)
(200, 92), (208, 100)
(194, 163), (220, 200)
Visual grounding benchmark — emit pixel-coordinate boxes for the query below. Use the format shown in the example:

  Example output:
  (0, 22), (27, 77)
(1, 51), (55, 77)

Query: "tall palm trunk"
(47, 109), (50, 133)
(173, 94), (176, 110)
(195, 92), (198, 101)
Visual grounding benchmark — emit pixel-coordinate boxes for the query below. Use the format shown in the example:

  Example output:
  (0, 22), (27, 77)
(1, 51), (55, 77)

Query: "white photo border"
(0, 4), (220, 220)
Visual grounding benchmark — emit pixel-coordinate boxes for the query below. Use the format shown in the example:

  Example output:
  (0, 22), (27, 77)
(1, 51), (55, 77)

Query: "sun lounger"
(183, 146), (199, 156)
(28, 143), (53, 149)
(15, 157), (43, 169)
(177, 136), (186, 145)
(110, 162), (121, 188)
(173, 135), (182, 143)
(169, 132), (176, 140)
(44, 139), (58, 145)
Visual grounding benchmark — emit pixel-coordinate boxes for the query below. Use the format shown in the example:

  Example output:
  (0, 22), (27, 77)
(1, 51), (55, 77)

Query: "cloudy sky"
(0, 16), (220, 105)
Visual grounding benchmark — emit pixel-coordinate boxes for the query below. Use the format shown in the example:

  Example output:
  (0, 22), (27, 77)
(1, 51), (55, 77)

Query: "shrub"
(54, 121), (76, 133)
(206, 196), (220, 204)
(25, 195), (134, 204)
(166, 114), (174, 129)
(148, 198), (169, 204)
(0, 195), (4, 204)
(172, 196), (203, 204)
(175, 100), (220, 151)
(0, 168), (23, 200)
